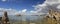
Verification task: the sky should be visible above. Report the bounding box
[0,0,45,15]
[0,0,60,15]
[0,0,45,11]
[33,0,60,15]
[1,0,60,21]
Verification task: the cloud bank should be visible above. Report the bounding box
[32,0,60,15]
[0,8,28,15]
[2,0,7,2]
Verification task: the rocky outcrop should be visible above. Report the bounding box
[2,11,10,24]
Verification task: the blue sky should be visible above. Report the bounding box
[0,0,45,11]
[0,0,59,15]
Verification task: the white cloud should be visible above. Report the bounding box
[0,8,28,15]
[2,0,7,2]
[57,5,60,9]
[30,11,37,13]
[30,11,35,13]
[45,0,60,5]
[22,9,27,13]
[32,0,60,15]
[0,8,18,15]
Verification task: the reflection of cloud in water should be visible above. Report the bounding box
[8,15,44,21]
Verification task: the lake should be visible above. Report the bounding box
[0,15,45,24]
[8,15,44,21]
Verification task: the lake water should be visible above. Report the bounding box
[0,15,44,24]
[7,15,44,21]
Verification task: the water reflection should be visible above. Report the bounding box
[1,15,44,24]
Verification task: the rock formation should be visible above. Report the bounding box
[2,11,10,24]
[46,9,60,24]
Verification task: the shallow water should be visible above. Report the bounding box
[0,15,44,24]
[8,15,44,21]
[6,15,58,24]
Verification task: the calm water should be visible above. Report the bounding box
[8,15,44,21]
[0,15,44,22]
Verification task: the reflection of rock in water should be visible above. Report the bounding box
[16,14,21,16]
[0,17,2,24]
